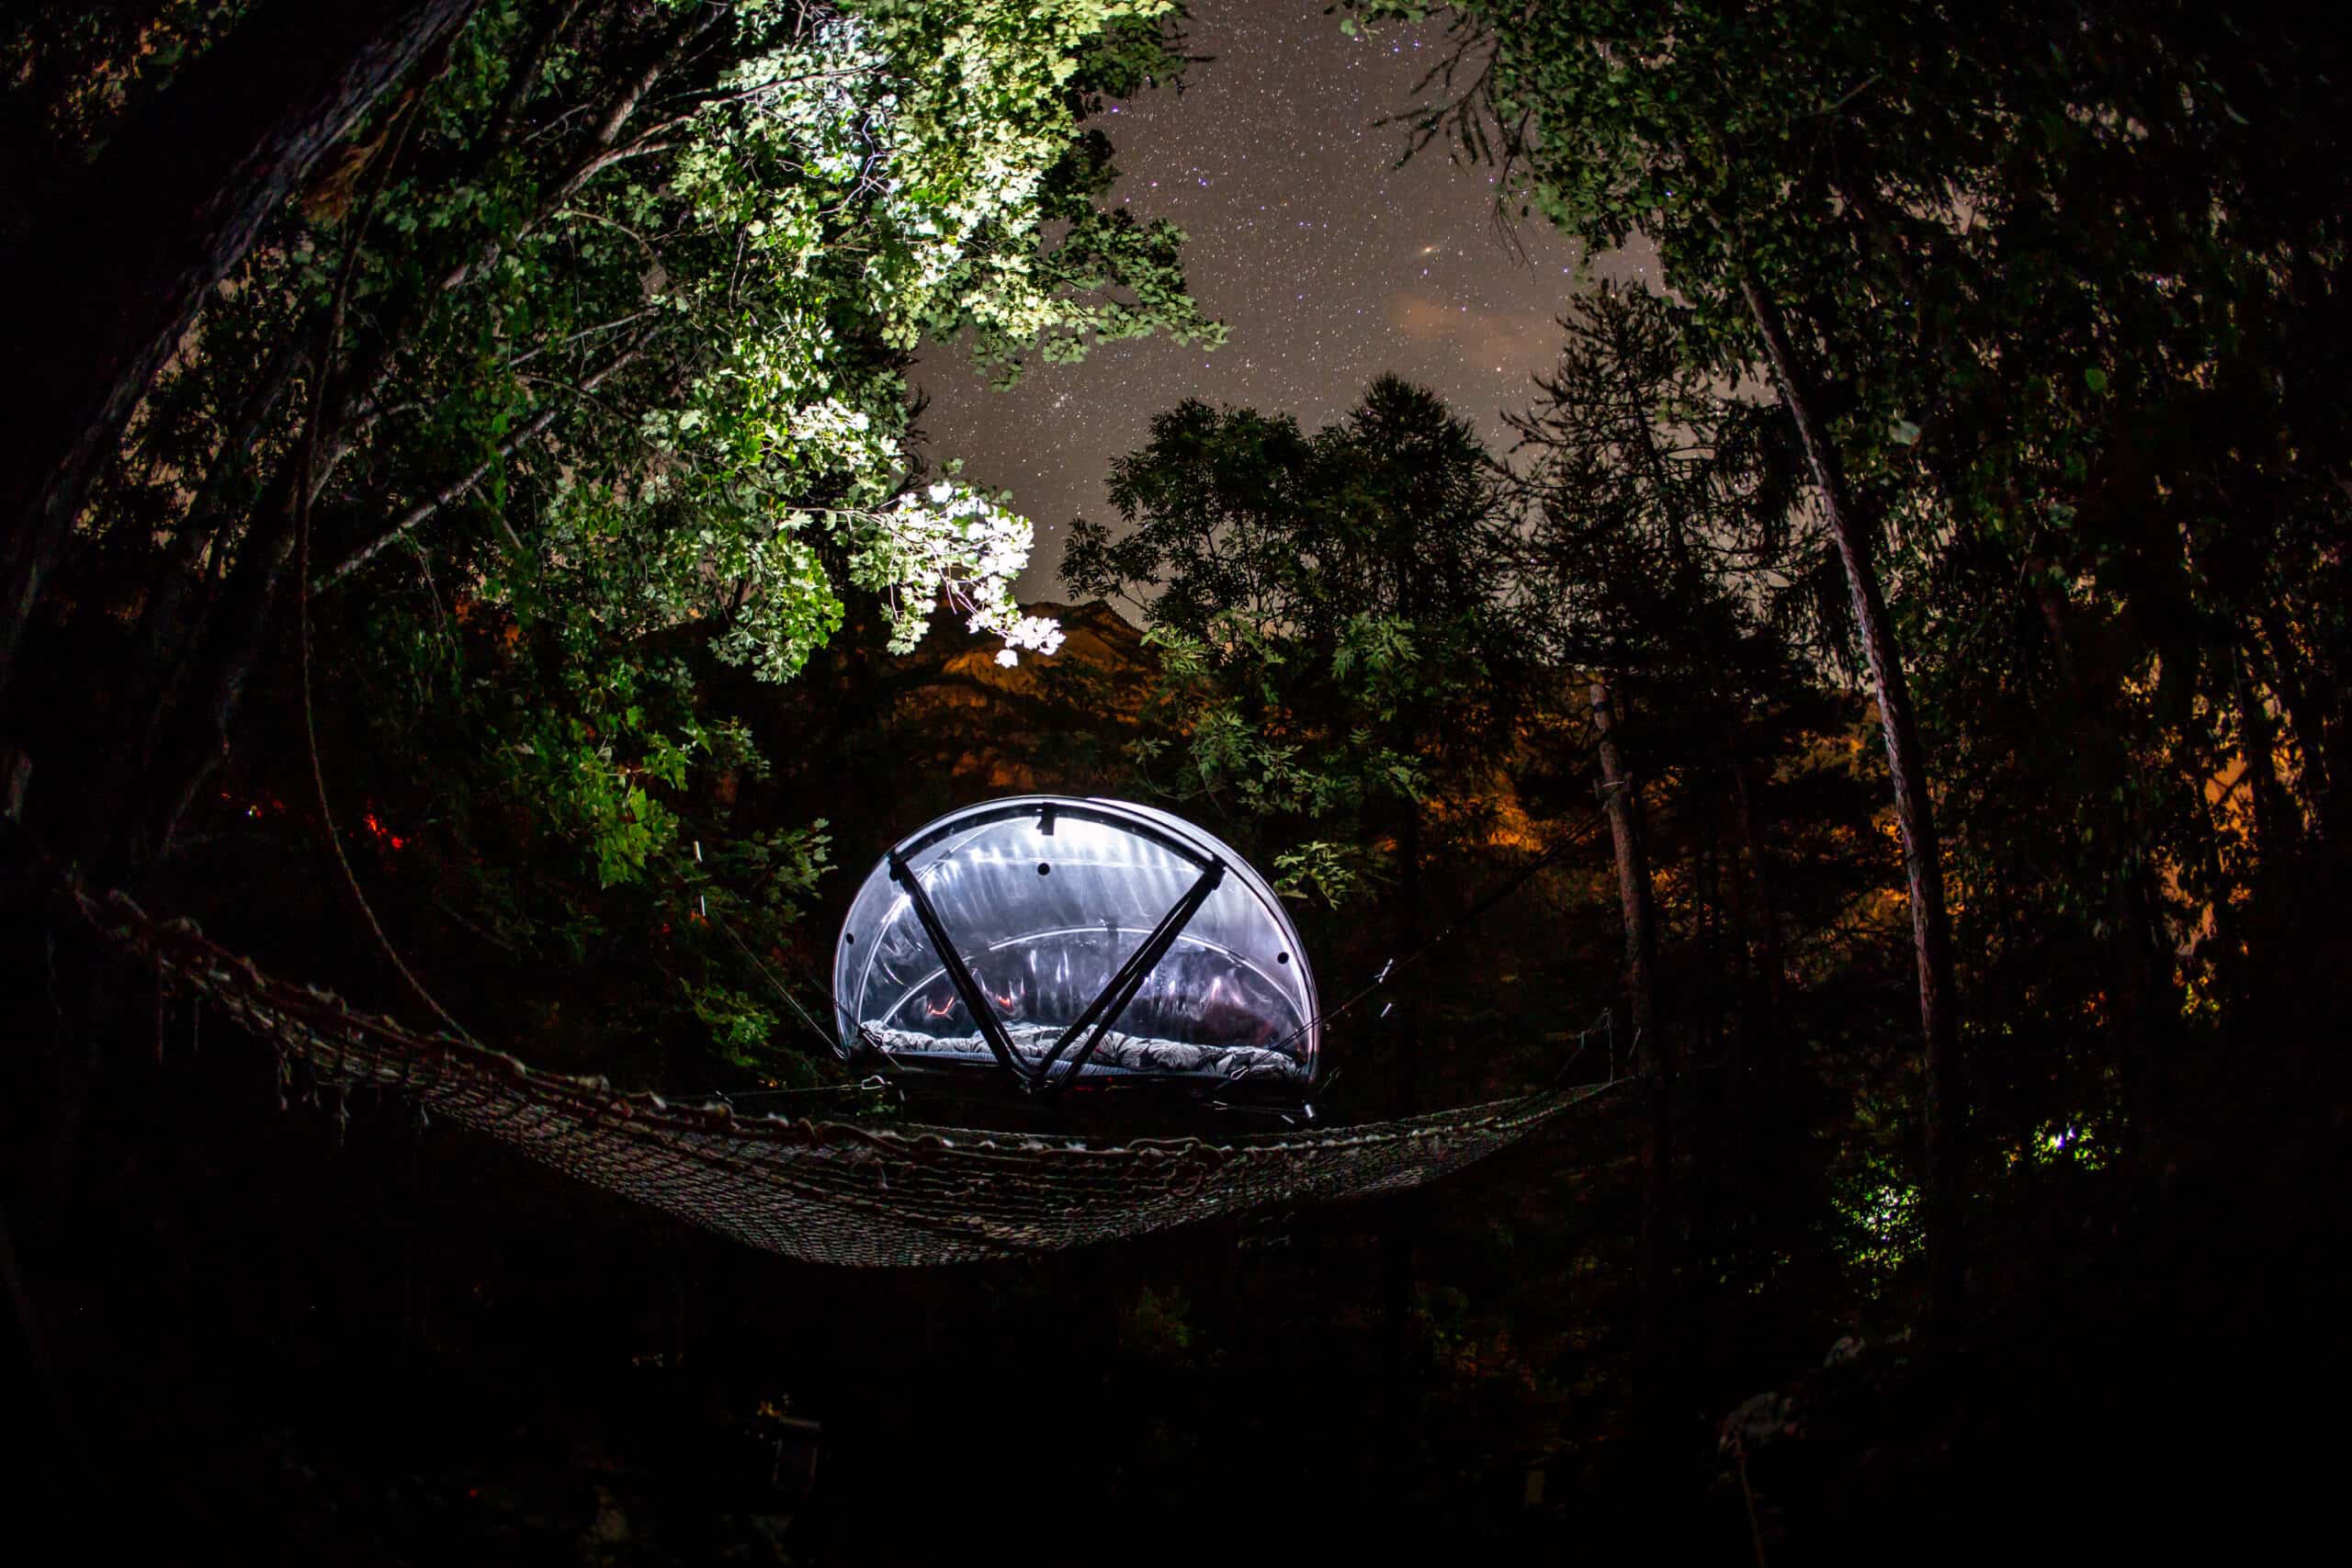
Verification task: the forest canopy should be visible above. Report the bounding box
[2,0,1225,1059]
[3,6,2349,1551]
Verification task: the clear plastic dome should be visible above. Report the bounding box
[834,795,1318,1093]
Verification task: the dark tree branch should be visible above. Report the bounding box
[0,0,483,707]
[317,328,654,590]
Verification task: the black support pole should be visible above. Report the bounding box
[1033,860,1226,1095]
[888,850,1025,1084]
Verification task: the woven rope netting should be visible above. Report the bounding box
[74,886,1619,1268]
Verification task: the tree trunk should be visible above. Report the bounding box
[1740,276,1964,1330]
[2256,608,2335,843]
[1725,730,1787,1073]
[2233,649,2292,862]
[2030,554,2178,1175]
[1592,679,1668,1393]
[1380,794,1424,1377]
[0,0,481,706]
[1696,833,1721,1064]
[1379,524,1426,1381]
[1616,347,1772,1091]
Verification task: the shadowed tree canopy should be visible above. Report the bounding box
[0,0,1223,1065]
[1065,374,1521,904]
[5,7,2352,1557]
[1343,0,2352,1330]
[0,0,485,698]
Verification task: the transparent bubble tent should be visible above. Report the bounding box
[834,796,1319,1097]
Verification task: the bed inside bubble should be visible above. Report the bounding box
[859,1022,1309,1086]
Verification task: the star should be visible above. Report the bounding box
[911,0,1587,599]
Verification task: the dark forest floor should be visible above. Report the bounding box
[6,984,2344,1566]
[7,818,2349,1565]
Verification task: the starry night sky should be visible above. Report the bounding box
[910,0,1649,601]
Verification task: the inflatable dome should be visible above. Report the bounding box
[833,796,1318,1095]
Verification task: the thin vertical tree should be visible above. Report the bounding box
[1738,278,1963,1325]
[1510,286,1803,1095]
[1370,0,1989,1326]
[1589,678,1666,1370]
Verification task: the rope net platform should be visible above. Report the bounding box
[74,886,1620,1269]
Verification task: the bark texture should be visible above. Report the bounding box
[1741,275,1965,1327]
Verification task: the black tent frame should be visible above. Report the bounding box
[882,800,1230,1098]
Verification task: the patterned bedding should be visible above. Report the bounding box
[863,1022,1304,1082]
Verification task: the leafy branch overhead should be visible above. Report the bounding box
[24,0,1220,1060]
